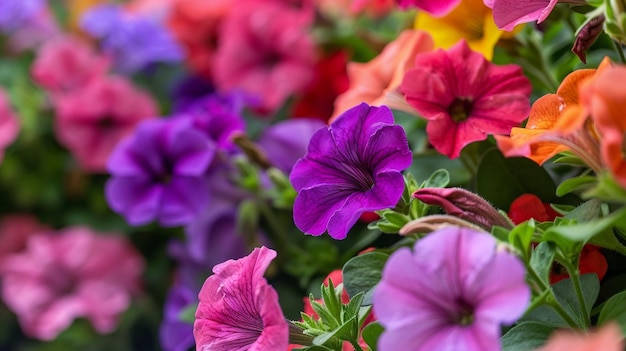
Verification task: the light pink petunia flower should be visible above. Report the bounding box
[483,0,559,31]
[0,226,145,340]
[31,36,111,95]
[397,0,461,17]
[53,76,157,173]
[0,88,20,163]
[400,40,531,159]
[374,226,530,351]
[212,2,316,114]
[193,246,289,350]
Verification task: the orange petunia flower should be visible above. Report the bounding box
[330,29,434,121]
[536,322,624,351]
[495,58,612,170]
[579,64,626,187]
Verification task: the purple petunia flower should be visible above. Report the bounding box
[374,226,530,351]
[258,118,325,174]
[290,103,412,240]
[81,4,183,73]
[193,246,288,350]
[159,281,197,351]
[105,118,215,227]
[0,0,43,33]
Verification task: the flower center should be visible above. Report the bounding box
[452,298,475,326]
[448,97,473,122]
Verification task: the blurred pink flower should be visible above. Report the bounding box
[0,214,47,262]
[483,0,559,31]
[536,322,625,351]
[0,89,20,163]
[0,226,144,340]
[194,246,288,350]
[212,2,316,113]
[397,0,461,17]
[351,0,396,16]
[31,36,110,95]
[54,76,157,173]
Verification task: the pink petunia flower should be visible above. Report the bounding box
[483,0,559,31]
[212,2,316,114]
[0,88,20,163]
[397,0,461,17]
[374,226,530,350]
[31,36,111,95]
[0,214,47,263]
[0,226,145,340]
[400,40,531,159]
[194,246,289,350]
[53,76,157,173]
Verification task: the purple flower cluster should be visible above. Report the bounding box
[290,103,412,239]
[0,0,43,33]
[81,4,183,73]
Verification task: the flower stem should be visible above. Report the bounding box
[563,260,591,328]
[349,340,365,351]
[612,39,626,63]
[527,265,581,329]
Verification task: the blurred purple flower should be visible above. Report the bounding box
[0,0,43,33]
[159,281,196,351]
[374,226,530,351]
[105,118,215,227]
[193,246,288,350]
[81,4,183,73]
[258,118,325,174]
[290,103,412,240]
[171,75,215,114]
[179,92,251,151]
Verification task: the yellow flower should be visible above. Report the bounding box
[414,0,516,60]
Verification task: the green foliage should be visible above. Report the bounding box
[342,252,389,306]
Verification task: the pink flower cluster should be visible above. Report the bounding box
[31,36,157,173]
[0,222,144,341]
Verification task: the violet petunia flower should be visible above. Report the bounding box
[483,0,559,31]
[290,103,412,240]
[0,0,43,33]
[257,118,325,174]
[397,0,461,17]
[0,226,144,341]
[81,4,183,73]
[105,118,215,227]
[159,280,197,351]
[374,226,530,351]
[193,246,288,350]
[400,40,531,159]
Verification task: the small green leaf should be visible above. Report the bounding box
[381,211,411,227]
[421,168,450,189]
[555,176,596,196]
[343,252,389,305]
[501,321,554,351]
[509,221,536,262]
[530,242,556,287]
[598,290,626,334]
[361,322,384,351]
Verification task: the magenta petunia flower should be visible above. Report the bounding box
[483,0,559,31]
[193,246,288,350]
[0,226,144,341]
[53,76,157,172]
[400,40,531,159]
[397,0,461,17]
[373,226,530,351]
[105,118,215,227]
[290,103,412,240]
[212,2,316,113]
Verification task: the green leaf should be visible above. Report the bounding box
[381,211,411,227]
[556,176,597,196]
[509,221,537,263]
[420,168,450,189]
[342,252,389,305]
[553,274,600,327]
[361,322,384,351]
[598,290,626,334]
[313,315,358,346]
[476,149,557,211]
[530,242,556,287]
[501,321,554,351]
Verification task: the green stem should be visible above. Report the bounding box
[349,340,365,351]
[612,40,626,63]
[527,266,581,329]
[563,260,591,328]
